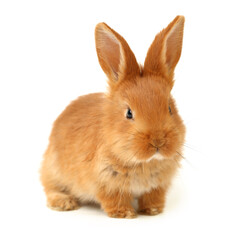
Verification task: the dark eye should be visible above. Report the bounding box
[169,106,172,115]
[126,108,133,119]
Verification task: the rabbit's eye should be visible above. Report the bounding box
[169,106,172,115]
[126,108,133,119]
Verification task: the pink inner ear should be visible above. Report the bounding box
[165,23,183,71]
[100,32,121,79]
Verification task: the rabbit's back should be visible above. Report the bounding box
[50,92,105,159]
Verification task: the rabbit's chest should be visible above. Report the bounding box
[129,168,161,197]
[101,163,162,197]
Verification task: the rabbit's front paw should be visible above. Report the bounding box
[138,187,166,216]
[139,207,163,216]
[108,209,137,219]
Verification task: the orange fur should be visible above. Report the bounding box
[40,16,186,218]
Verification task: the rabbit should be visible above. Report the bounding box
[40,15,186,218]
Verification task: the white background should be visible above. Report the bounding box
[0,0,240,239]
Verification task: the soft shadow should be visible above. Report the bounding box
[165,176,186,213]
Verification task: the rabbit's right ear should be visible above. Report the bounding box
[95,23,140,87]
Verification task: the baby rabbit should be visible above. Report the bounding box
[40,16,186,218]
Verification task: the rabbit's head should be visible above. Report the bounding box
[95,16,186,165]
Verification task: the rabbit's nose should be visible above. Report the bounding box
[151,139,166,149]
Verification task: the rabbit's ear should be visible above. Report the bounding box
[144,16,185,83]
[95,23,140,86]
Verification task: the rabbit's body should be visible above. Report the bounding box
[42,92,181,201]
[41,16,186,218]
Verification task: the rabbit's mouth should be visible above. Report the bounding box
[145,152,165,162]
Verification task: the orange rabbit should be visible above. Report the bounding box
[40,16,186,218]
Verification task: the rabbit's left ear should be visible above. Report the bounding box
[144,16,185,83]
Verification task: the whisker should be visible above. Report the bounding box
[183,143,200,152]
[176,151,185,159]
[176,151,194,168]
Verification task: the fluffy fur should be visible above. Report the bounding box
[40,16,186,218]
